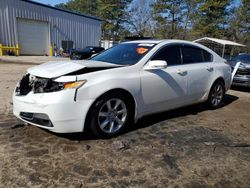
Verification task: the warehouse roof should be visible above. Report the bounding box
[193,37,246,47]
[21,0,102,21]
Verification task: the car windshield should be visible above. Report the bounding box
[231,54,250,63]
[90,43,155,65]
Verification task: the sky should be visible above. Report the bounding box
[33,0,69,6]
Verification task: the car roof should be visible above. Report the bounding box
[123,39,220,58]
[124,39,201,45]
[124,39,164,44]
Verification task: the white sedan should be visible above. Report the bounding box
[13,40,232,137]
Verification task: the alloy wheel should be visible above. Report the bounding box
[211,83,224,106]
[98,98,127,134]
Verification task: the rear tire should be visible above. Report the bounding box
[207,81,225,109]
[87,92,134,138]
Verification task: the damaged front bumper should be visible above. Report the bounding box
[13,88,94,133]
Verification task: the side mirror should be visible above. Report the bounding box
[144,60,168,70]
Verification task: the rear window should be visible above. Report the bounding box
[182,46,213,64]
[203,50,213,62]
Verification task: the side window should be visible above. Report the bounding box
[182,46,213,64]
[203,50,213,62]
[151,46,181,66]
[182,46,203,63]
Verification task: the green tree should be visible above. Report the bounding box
[151,0,199,39]
[229,0,250,43]
[55,0,132,40]
[192,0,231,38]
[55,0,98,16]
[181,0,200,40]
[152,0,186,39]
[125,0,155,37]
[97,0,132,40]
[55,0,249,45]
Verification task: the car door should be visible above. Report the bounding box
[140,45,189,114]
[180,45,214,102]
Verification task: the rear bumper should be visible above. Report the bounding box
[232,76,250,87]
[13,90,94,133]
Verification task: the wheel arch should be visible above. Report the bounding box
[207,76,226,98]
[84,88,137,132]
[206,76,226,109]
[212,77,226,89]
[202,77,226,102]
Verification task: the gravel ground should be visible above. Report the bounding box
[0,63,250,188]
[0,56,69,65]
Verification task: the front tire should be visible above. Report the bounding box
[207,81,225,109]
[88,92,133,138]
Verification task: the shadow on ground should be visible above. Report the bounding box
[54,93,238,141]
[231,86,250,92]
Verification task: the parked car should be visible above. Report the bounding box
[229,53,250,87]
[13,40,232,137]
[70,46,105,60]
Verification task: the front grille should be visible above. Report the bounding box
[233,79,247,84]
[236,68,250,76]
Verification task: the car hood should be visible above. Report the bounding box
[27,60,123,78]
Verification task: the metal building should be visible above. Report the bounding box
[0,0,102,55]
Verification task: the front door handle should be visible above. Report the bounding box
[206,66,214,71]
[177,69,187,75]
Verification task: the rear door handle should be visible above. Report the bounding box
[206,66,214,71]
[177,69,187,75]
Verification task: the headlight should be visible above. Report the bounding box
[33,79,87,93]
[16,74,87,95]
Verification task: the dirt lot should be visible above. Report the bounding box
[0,56,69,65]
[0,62,250,188]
